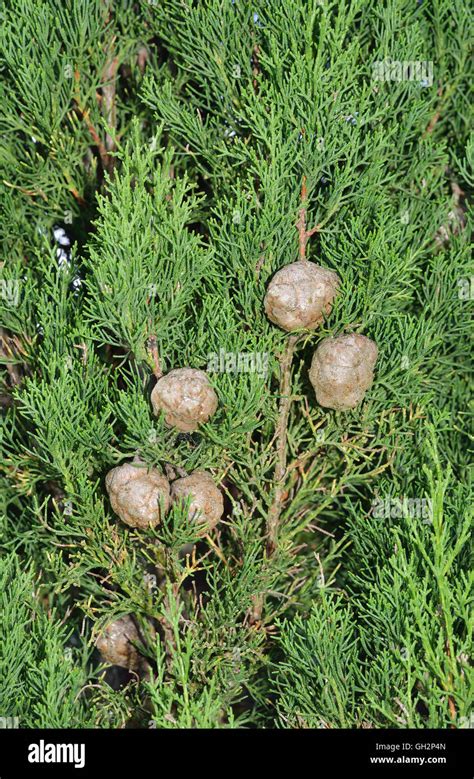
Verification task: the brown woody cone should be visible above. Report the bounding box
[264,261,340,332]
[105,461,170,528]
[171,470,224,534]
[309,333,378,410]
[151,368,218,432]
[95,615,141,671]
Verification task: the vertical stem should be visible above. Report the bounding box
[266,335,299,555]
[297,174,322,260]
[102,49,119,155]
[251,174,315,622]
[250,335,298,625]
[147,332,162,379]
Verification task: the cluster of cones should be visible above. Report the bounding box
[96,257,378,669]
[264,259,378,410]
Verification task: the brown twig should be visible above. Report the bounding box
[137,46,149,75]
[266,335,299,556]
[147,333,162,379]
[250,334,299,625]
[99,1,118,159]
[0,328,26,388]
[69,186,87,206]
[73,70,114,177]
[3,181,48,201]
[251,44,261,92]
[297,175,321,260]
[73,342,88,366]
[101,48,119,155]
[74,98,113,175]
[423,84,455,139]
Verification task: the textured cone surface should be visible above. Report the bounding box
[171,470,224,533]
[264,261,340,332]
[105,461,170,528]
[96,616,141,670]
[151,368,218,432]
[309,333,378,410]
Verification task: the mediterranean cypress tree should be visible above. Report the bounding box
[0,0,472,730]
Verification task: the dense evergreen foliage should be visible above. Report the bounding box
[1,0,472,728]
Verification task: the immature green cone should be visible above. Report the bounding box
[105,461,170,528]
[95,615,141,671]
[171,470,224,534]
[151,368,218,432]
[309,333,378,410]
[264,261,340,332]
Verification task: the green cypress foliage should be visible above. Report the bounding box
[0,0,472,728]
